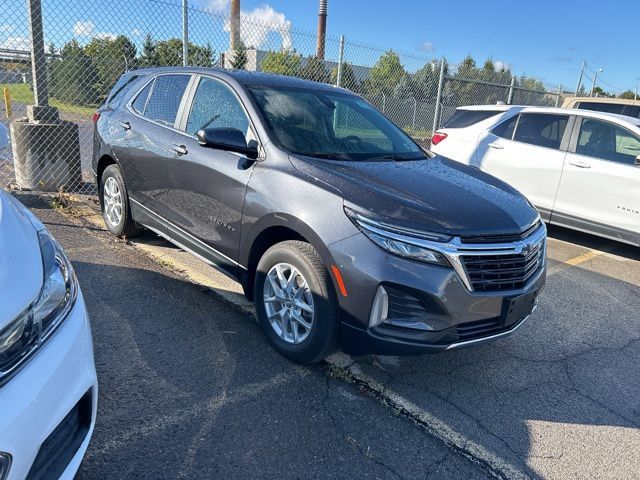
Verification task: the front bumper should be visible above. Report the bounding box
[326,232,546,356]
[0,290,97,480]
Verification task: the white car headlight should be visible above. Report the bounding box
[345,207,451,267]
[0,228,77,382]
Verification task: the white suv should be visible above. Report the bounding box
[431,106,640,246]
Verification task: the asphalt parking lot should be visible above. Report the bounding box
[16,192,640,480]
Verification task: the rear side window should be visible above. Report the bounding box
[131,81,153,115]
[576,102,625,115]
[106,74,140,106]
[492,116,518,139]
[443,109,502,128]
[143,74,191,127]
[513,113,568,150]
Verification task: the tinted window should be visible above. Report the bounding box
[513,113,568,149]
[131,81,152,115]
[143,74,191,127]
[576,102,625,115]
[106,74,139,105]
[492,115,517,139]
[444,109,502,128]
[186,77,250,135]
[576,119,640,165]
[248,86,422,161]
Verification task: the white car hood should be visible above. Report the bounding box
[0,191,43,329]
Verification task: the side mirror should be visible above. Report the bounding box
[197,127,258,159]
[0,124,9,150]
[636,155,640,166]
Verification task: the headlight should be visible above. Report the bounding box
[345,207,451,267]
[0,228,77,382]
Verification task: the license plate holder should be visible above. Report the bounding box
[503,290,538,326]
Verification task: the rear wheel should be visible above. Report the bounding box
[254,240,339,364]
[99,164,141,238]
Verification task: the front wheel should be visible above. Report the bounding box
[254,240,339,364]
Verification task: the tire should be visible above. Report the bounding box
[254,240,339,364]
[99,164,141,238]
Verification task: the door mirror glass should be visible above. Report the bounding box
[635,155,640,166]
[197,127,258,159]
[0,123,9,150]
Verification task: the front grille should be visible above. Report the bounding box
[461,240,544,292]
[26,389,93,480]
[455,317,504,341]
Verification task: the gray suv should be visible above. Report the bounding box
[93,67,546,363]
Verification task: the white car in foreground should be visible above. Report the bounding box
[431,105,640,246]
[0,183,97,478]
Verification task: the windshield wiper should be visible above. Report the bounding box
[369,154,425,161]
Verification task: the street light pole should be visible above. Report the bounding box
[575,60,586,96]
[590,68,603,97]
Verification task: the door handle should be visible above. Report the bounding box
[119,121,131,131]
[488,143,504,150]
[171,143,188,156]
[568,160,591,169]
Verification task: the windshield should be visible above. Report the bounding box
[247,85,425,161]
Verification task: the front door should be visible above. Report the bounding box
[476,112,571,219]
[163,75,257,273]
[553,117,640,243]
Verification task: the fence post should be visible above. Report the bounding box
[507,75,515,105]
[555,84,562,107]
[182,0,189,66]
[336,35,345,87]
[412,98,417,130]
[432,58,445,134]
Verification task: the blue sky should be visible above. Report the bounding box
[1,0,638,94]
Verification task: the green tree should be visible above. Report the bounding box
[84,35,137,99]
[50,39,100,105]
[154,39,215,67]
[618,90,637,100]
[260,50,301,76]
[230,40,247,70]
[364,50,406,97]
[411,61,442,101]
[141,34,157,66]
[330,62,359,92]
[298,56,329,83]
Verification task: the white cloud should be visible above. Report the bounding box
[0,24,14,34]
[0,36,30,51]
[224,4,292,51]
[206,0,230,11]
[72,20,95,36]
[419,42,435,53]
[95,31,117,40]
[494,60,510,72]
[131,28,142,37]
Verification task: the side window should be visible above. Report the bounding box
[576,119,640,165]
[185,77,250,136]
[491,115,518,139]
[143,74,191,127]
[513,113,568,149]
[443,110,501,129]
[131,80,153,115]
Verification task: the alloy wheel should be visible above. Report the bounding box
[103,176,123,228]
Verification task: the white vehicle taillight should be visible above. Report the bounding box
[431,132,448,145]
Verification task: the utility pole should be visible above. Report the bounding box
[635,85,638,101]
[182,0,188,66]
[230,0,240,50]
[590,68,603,97]
[575,60,586,96]
[316,0,327,59]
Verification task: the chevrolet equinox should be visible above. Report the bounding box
[93,67,546,363]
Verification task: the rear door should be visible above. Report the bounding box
[117,74,193,223]
[475,112,571,219]
[552,117,640,243]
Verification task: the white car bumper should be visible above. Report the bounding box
[0,290,97,480]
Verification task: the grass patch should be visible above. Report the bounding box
[1,83,97,118]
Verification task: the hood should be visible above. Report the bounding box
[289,155,539,237]
[0,190,43,329]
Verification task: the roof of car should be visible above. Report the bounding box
[129,66,346,93]
[457,104,640,126]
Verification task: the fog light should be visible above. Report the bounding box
[369,286,389,328]
[0,453,11,480]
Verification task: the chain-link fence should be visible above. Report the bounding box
[0,0,564,194]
